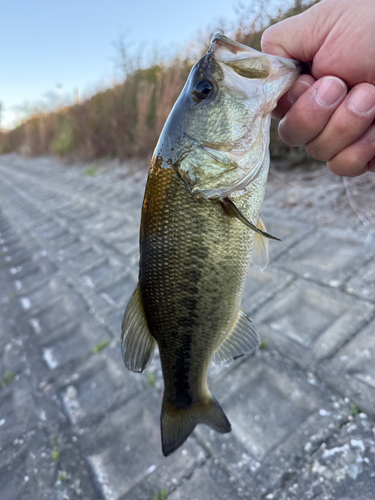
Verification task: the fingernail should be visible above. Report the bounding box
[315,77,346,107]
[348,85,375,114]
[288,79,311,104]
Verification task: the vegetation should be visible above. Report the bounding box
[146,372,157,388]
[51,447,60,461]
[0,370,16,389]
[259,340,268,349]
[0,1,320,164]
[152,488,168,500]
[92,338,112,353]
[350,403,361,418]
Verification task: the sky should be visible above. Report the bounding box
[0,0,286,129]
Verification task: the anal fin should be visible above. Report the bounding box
[121,285,156,373]
[212,309,260,365]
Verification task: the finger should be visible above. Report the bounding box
[278,76,347,146]
[306,83,375,161]
[328,123,375,177]
[261,2,342,61]
[272,74,315,120]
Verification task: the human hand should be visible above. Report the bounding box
[261,0,375,176]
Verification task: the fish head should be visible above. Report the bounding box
[155,32,301,199]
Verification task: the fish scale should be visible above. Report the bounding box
[121,32,300,456]
[140,163,253,404]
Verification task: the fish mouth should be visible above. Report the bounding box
[208,31,259,56]
[209,30,301,84]
[209,30,301,67]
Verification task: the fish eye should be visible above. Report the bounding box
[192,79,213,101]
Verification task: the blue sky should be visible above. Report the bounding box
[0,0,285,129]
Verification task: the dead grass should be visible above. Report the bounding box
[0,1,320,164]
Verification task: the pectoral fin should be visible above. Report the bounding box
[253,217,270,271]
[224,198,281,241]
[212,309,260,365]
[121,285,156,373]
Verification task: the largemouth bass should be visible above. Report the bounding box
[121,33,300,456]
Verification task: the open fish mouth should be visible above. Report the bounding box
[209,31,302,79]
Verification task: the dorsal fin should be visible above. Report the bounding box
[121,285,157,373]
[212,309,260,365]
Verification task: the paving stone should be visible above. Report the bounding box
[58,343,146,426]
[62,246,103,271]
[21,293,87,337]
[346,257,375,302]
[34,223,68,241]
[1,156,375,499]
[111,235,139,257]
[62,203,98,221]
[278,228,373,287]
[81,391,205,500]
[56,200,89,220]
[121,444,205,500]
[195,351,351,498]
[0,337,27,377]
[17,276,69,311]
[47,229,78,250]
[319,318,375,417]
[94,213,130,234]
[92,272,138,311]
[84,212,117,231]
[8,258,57,294]
[30,219,57,237]
[0,427,101,500]
[0,428,61,500]
[105,307,125,336]
[3,247,40,268]
[253,280,374,370]
[105,217,140,242]
[37,318,111,372]
[270,414,375,500]
[0,273,28,378]
[55,236,87,261]
[0,374,39,451]
[162,461,240,500]
[262,214,314,260]
[79,256,122,288]
[241,264,294,315]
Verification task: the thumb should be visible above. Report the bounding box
[261,1,343,62]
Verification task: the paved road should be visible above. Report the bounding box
[0,153,375,500]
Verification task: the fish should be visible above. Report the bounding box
[121,32,300,457]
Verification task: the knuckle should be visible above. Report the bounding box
[328,148,369,177]
[327,158,345,176]
[261,25,278,51]
[305,142,327,161]
[368,157,375,173]
[279,108,317,146]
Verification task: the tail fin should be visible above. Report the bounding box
[161,395,231,456]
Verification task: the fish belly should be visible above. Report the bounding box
[139,163,254,404]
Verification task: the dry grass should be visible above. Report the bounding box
[0,1,320,164]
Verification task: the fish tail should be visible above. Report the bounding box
[161,394,231,456]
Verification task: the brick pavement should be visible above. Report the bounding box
[0,153,374,500]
